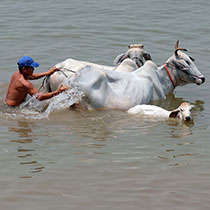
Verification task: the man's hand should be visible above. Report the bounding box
[58,84,69,93]
[47,66,60,75]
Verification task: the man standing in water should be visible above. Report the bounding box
[6,56,68,107]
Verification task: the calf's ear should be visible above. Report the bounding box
[169,110,180,118]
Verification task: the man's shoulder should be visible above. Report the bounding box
[14,74,33,89]
[20,78,33,89]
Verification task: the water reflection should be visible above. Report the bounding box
[10,139,32,143]
[4,94,206,179]
[8,121,33,138]
[61,96,205,142]
[8,120,45,178]
[166,120,194,138]
[53,109,118,142]
[192,99,205,112]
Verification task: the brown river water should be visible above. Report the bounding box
[0,0,210,209]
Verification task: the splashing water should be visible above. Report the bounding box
[1,80,85,120]
[41,84,85,118]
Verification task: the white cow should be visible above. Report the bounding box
[127,102,193,121]
[45,44,151,92]
[69,41,205,110]
[113,44,151,67]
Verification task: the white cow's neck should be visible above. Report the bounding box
[162,64,176,88]
[156,63,177,95]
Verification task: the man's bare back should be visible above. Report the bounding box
[6,56,68,107]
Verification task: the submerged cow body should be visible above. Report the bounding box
[45,44,151,92]
[70,41,205,110]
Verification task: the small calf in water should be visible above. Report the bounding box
[127,102,193,121]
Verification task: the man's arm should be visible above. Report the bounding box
[27,83,68,101]
[28,66,59,80]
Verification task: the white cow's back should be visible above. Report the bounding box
[56,58,113,73]
[72,63,160,110]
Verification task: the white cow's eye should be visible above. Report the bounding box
[186,61,190,65]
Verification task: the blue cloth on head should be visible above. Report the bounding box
[17,56,40,68]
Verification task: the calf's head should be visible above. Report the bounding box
[169,102,193,121]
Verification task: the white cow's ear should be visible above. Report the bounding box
[143,52,152,61]
[189,56,195,62]
[113,53,127,65]
[169,110,180,118]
